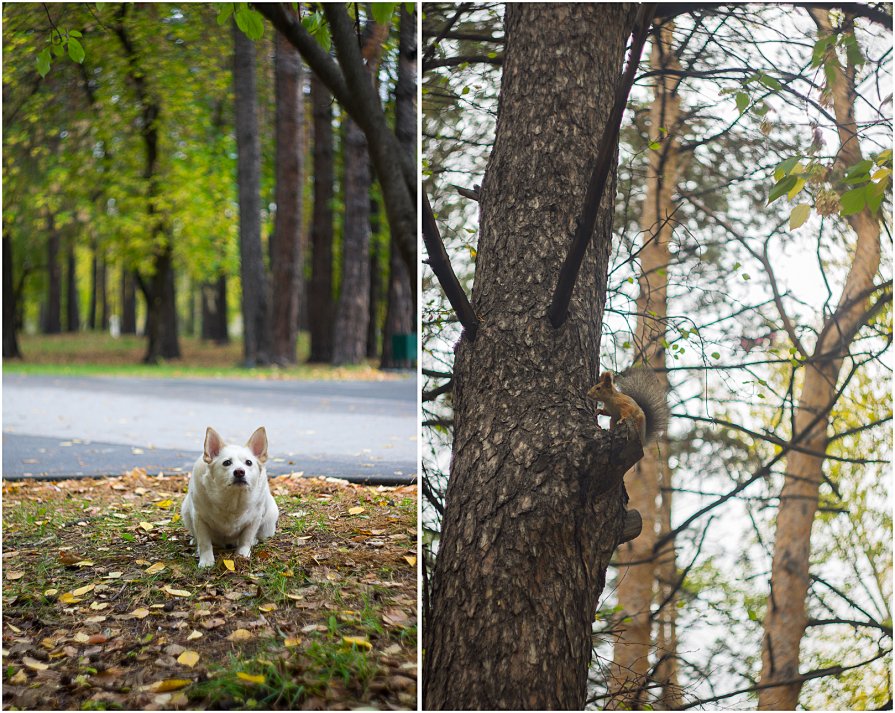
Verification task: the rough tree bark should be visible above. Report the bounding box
[234,22,271,367]
[367,209,381,360]
[381,3,416,370]
[3,234,22,358]
[201,276,229,344]
[758,11,884,710]
[609,21,683,711]
[271,24,304,365]
[423,5,638,709]
[308,74,335,363]
[121,270,136,335]
[331,115,371,365]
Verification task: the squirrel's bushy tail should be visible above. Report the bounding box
[616,367,669,444]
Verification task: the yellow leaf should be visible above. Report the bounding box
[43,589,58,597]
[162,586,192,598]
[59,592,82,604]
[90,601,109,611]
[227,628,254,642]
[223,559,235,572]
[22,656,48,671]
[236,672,265,685]
[74,560,94,567]
[403,556,417,567]
[155,499,174,508]
[151,679,192,692]
[145,562,166,575]
[284,637,301,648]
[787,177,806,200]
[789,203,811,230]
[186,630,203,641]
[177,651,200,668]
[342,636,372,650]
[258,603,277,612]
[139,522,153,532]
[71,583,95,597]
[286,592,303,601]
[6,570,24,580]
[282,568,293,577]
[872,167,891,181]
[73,632,90,643]
[348,506,365,515]
[130,607,151,619]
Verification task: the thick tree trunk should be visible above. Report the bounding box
[381,3,416,370]
[308,74,335,363]
[65,238,79,333]
[121,269,136,335]
[423,5,636,709]
[271,26,304,365]
[331,116,371,365]
[3,234,22,358]
[140,243,180,363]
[44,215,62,335]
[758,12,883,710]
[609,23,682,710]
[234,23,271,367]
[367,204,381,359]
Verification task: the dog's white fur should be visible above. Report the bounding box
[181,426,279,568]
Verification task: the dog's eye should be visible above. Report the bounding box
[246,459,253,466]
[223,459,232,466]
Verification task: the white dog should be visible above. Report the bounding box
[181,426,279,568]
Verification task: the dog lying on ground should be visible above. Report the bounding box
[181,426,279,568]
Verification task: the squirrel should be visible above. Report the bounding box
[587,369,669,445]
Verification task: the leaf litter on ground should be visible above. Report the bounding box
[2,468,417,710]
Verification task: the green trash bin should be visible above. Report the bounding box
[391,332,418,367]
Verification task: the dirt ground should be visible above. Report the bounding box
[2,469,418,710]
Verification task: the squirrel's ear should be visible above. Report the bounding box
[598,371,613,385]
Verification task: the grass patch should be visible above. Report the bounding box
[2,470,418,710]
[5,333,401,381]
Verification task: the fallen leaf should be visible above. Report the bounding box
[223,559,235,572]
[403,555,417,567]
[43,589,58,597]
[9,669,28,684]
[342,636,372,650]
[348,506,365,515]
[104,572,123,579]
[23,656,49,671]
[155,499,174,508]
[383,608,411,626]
[186,630,203,641]
[74,560,94,567]
[85,616,107,624]
[236,672,265,685]
[258,603,277,612]
[284,637,301,648]
[88,634,108,645]
[177,651,200,668]
[286,593,304,601]
[73,632,90,643]
[145,562,166,575]
[150,679,192,692]
[58,592,83,605]
[72,583,95,597]
[90,601,109,611]
[227,629,254,642]
[139,522,153,531]
[162,586,192,598]
[6,570,24,580]
[130,607,151,619]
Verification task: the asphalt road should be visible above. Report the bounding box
[2,374,417,484]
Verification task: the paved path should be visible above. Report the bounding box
[2,375,417,484]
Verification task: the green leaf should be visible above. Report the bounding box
[774,156,801,181]
[649,141,661,150]
[51,42,64,57]
[768,175,798,204]
[811,35,834,67]
[235,7,264,39]
[216,5,234,25]
[839,187,866,216]
[758,74,782,91]
[735,91,750,115]
[68,30,82,38]
[823,56,838,88]
[370,2,397,25]
[405,2,415,14]
[711,352,721,360]
[844,159,874,180]
[789,203,810,230]
[787,177,806,200]
[842,33,865,67]
[865,182,885,214]
[36,48,51,78]
[67,37,85,64]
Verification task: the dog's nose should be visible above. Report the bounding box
[234,469,246,479]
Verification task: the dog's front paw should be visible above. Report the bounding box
[198,556,215,568]
[235,547,251,559]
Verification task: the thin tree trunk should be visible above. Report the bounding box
[308,74,335,363]
[98,254,108,331]
[758,12,883,709]
[423,5,636,709]
[121,269,136,335]
[89,241,98,330]
[366,202,381,359]
[271,25,304,365]
[331,115,371,365]
[3,234,22,358]
[44,214,61,334]
[381,3,416,370]
[234,22,271,367]
[609,22,682,710]
[65,238,79,333]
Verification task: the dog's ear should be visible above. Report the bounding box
[203,427,225,463]
[246,427,268,463]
